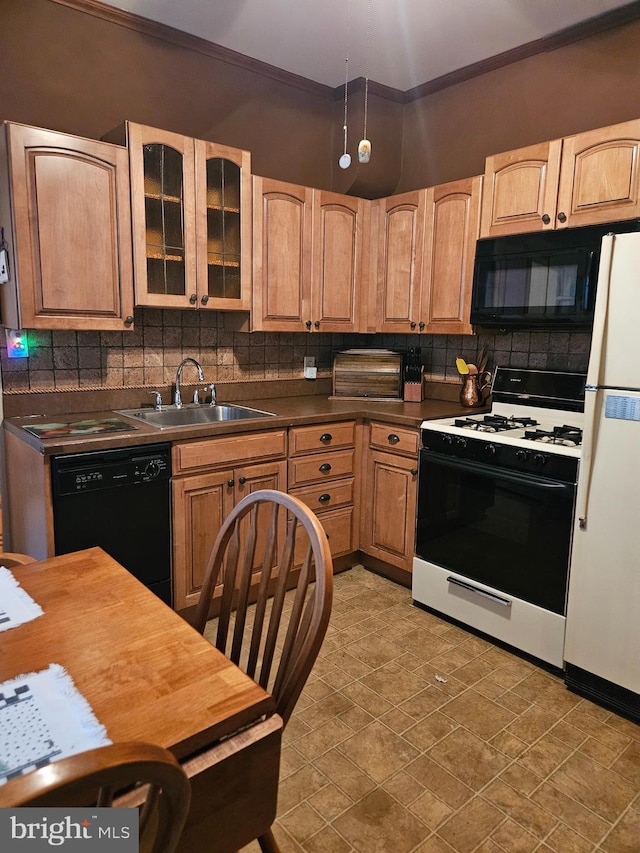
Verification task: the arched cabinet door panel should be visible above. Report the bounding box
[0,122,134,330]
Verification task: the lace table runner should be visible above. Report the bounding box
[0,566,43,632]
[0,664,111,785]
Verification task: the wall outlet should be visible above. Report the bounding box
[303,356,317,380]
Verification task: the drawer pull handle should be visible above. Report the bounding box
[238,477,247,485]
[410,468,418,476]
[318,493,331,503]
[388,433,400,444]
[319,463,332,473]
[446,576,512,607]
[320,433,333,443]
[227,479,234,487]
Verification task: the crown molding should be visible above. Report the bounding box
[52,0,640,105]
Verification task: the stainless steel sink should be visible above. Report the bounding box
[115,404,277,430]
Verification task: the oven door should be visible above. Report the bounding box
[415,450,576,614]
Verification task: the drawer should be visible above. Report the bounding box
[289,478,354,513]
[173,429,287,474]
[294,505,355,563]
[288,449,355,488]
[369,422,418,456]
[289,421,356,456]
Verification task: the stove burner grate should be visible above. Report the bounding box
[523,425,583,446]
[453,414,539,433]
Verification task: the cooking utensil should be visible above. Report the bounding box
[467,363,478,375]
[456,357,469,375]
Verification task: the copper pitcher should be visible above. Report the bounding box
[460,372,491,407]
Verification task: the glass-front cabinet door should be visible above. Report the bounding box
[195,140,251,311]
[125,123,251,311]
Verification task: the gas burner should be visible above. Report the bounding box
[453,414,539,433]
[523,425,583,447]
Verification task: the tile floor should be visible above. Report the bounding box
[234,566,640,853]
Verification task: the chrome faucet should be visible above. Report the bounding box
[174,358,204,408]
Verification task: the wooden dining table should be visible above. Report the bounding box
[0,546,282,852]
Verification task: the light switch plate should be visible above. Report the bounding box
[303,356,316,379]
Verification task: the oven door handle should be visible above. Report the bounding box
[421,451,575,495]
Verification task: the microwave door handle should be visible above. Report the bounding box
[583,250,596,310]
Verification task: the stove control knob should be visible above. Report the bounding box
[484,443,496,457]
[455,437,467,450]
[533,453,547,466]
[515,449,530,462]
[442,434,453,446]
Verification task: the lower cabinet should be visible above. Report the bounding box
[360,422,419,573]
[172,430,287,611]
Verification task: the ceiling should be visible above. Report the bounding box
[97,0,635,91]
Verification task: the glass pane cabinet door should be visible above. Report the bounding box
[206,158,241,300]
[143,143,186,296]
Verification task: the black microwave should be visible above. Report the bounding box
[470,219,640,329]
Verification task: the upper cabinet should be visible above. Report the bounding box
[373,190,426,333]
[252,178,366,332]
[0,122,134,330]
[107,122,251,311]
[422,176,482,335]
[372,179,480,335]
[481,119,640,237]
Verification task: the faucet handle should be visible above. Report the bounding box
[147,390,163,410]
[208,383,217,406]
[192,387,209,405]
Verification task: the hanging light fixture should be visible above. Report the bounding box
[339,0,351,169]
[357,0,372,164]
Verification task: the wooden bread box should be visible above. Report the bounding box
[331,350,403,401]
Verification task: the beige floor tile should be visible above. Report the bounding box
[277,763,330,816]
[403,710,459,751]
[439,688,516,739]
[481,778,558,839]
[295,717,353,760]
[307,782,353,821]
[611,738,640,784]
[333,788,431,853]
[406,755,473,809]
[360,660,430,704]
[409,789,454,829]
[427,728,511,791]
[549,751,638,822]
[278,802,325,845]
[338,720,420,783]
[599,804,640,853]
[531,780,610,844]
[543,823,598,853]
[490,816,538,853]
[303,825,353,853]
[436,795,505,853]
[313,749,378,801]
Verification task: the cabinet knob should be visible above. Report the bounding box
[388,433,400,444]
[189,293,197,304]
[557,211,567,223]
[319,462,332,473]
[411,468,418,476]
[318,493,331,503]
[124,315,134,327]
[418,321,425,331]
[314,320,320,329]
[201,294,209,305]
[305,320,312,330]
[410,321,417,330]
[238,476,247,485]
[541,214,551,225]
[227,479,234,487]
[320,433,333,443]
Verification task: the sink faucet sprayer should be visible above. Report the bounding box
[174,358,204,408]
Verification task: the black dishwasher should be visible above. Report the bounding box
[50,444,172,605]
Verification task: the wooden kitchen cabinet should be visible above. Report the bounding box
[106,122,251,311]
[373,190,427,333]
[421,176,482,335]
[172,429,287,611]
[481,118,640,236]
[252,179,367,332]
[0,122,134,331]
[360,422,419,574]
[288,420,358,562]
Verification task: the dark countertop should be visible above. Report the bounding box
[4,393,489,457]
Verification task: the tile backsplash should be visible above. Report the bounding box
[0,308,592,395]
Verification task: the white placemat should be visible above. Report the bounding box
[0,663,111,785]
[0,565,44,632]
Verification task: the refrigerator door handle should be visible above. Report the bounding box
[577,235,615,530]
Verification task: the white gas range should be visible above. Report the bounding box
[412,368,586,669]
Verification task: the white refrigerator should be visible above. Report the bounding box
[564,230,640,722]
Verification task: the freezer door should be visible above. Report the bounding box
[564,388,640,692]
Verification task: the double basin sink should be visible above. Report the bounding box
[116,403,277,430]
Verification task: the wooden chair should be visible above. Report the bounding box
[192,489,333,852]
[0,741,191,853]
[0,551,37,568]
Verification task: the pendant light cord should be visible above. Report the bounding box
[363,0,371,140]
[343,0,350,156]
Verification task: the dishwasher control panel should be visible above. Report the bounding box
[52,444,171,496]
